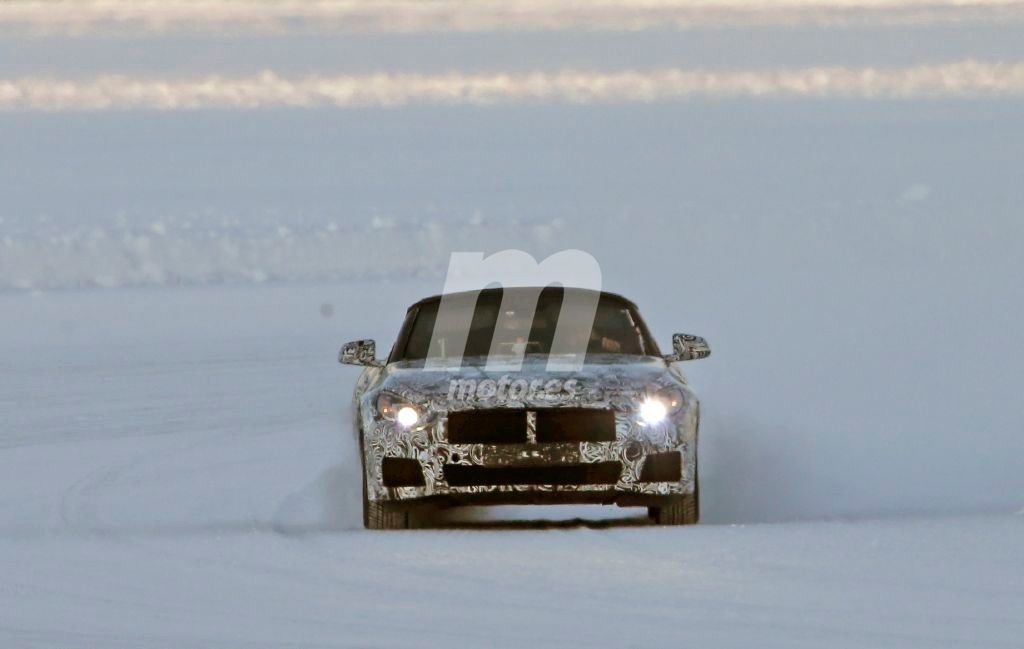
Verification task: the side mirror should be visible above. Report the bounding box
[665,333,711,362]
[339,339,382,367]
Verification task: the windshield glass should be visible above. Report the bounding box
[392,287,659,364]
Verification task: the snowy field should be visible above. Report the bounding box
[2,1,1024,646]
[2,284,1023,647]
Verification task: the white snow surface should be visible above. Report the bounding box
[1,283,1023,648]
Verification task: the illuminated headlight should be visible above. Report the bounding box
[376,391,426,429]
[638,398,668,425]
[638,387,686,426]
[396,406,420,428]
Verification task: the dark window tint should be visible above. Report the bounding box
[393,287,659,364]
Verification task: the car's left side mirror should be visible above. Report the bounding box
[664,333,711,362]
[338,339,383,367]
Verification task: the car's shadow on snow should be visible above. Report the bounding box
[415,518,653,530]
[412,506,654,530]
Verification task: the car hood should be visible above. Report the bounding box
[375,354,688,411]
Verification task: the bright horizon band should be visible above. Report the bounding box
[3,0,1024,34]
[2,61,1024,112]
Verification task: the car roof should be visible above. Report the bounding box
[407,286,638,312]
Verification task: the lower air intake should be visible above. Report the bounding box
[382,457,426,487]
[638,452,682,482]
[443,462,621,487]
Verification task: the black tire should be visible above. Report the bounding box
[360,437,409,530]
[649,470,700,526]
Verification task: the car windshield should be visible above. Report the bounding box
[392,287,659,364]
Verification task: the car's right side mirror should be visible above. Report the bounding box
[664,333,711,362]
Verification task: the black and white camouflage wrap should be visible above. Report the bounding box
[352,355,699,504]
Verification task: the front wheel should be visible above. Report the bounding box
[649,473,700,525]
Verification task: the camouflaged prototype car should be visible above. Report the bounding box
[339,286,710,529]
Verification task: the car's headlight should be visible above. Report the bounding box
[376,391,426,429]
[638,386,686,426]
[638,398,668,425]
[396,405,420,428]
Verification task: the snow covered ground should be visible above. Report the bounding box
[2,281,1022,647]
[2,1,1024,646]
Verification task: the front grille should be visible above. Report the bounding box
[446,408,616,444]
[535,409,616,443]
[444,462,622,487]
[447,409,527,444]
[444,408,623,487]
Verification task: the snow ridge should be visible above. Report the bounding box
[0,214,568,290]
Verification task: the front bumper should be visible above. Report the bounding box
[363,410,698,506]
